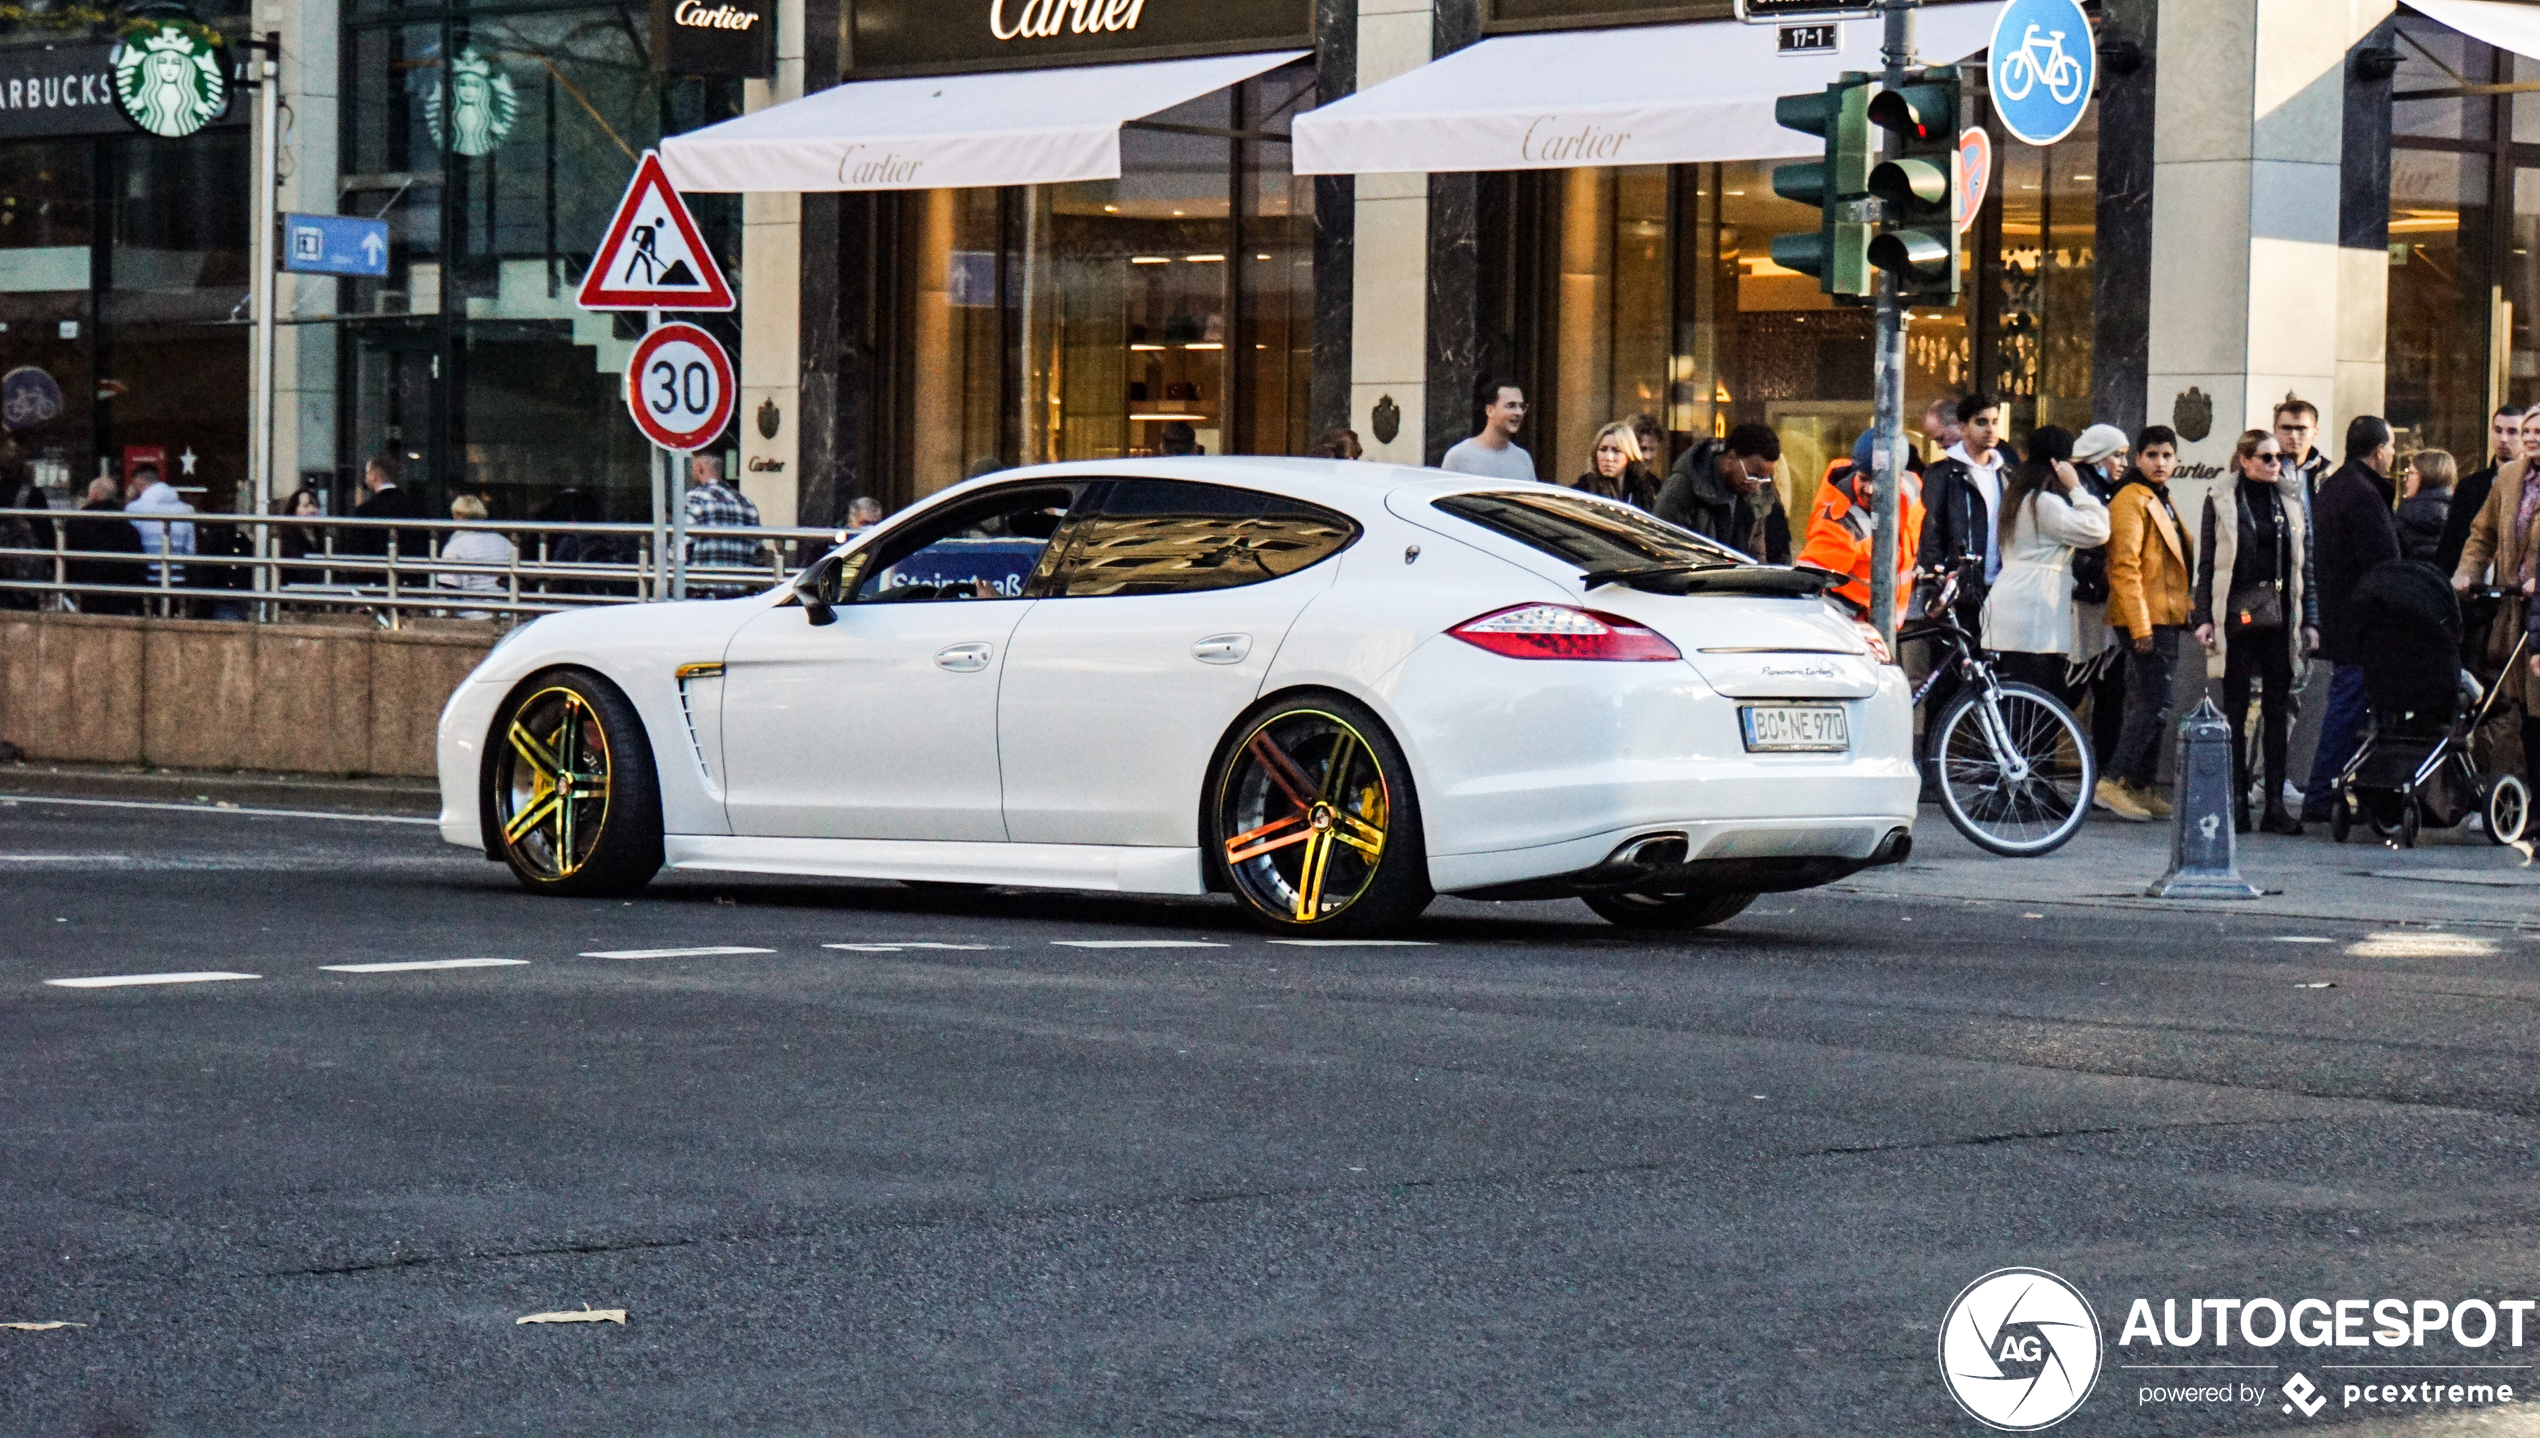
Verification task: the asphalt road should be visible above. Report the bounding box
[6,794,2540,1437]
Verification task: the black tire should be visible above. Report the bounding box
[2399,798,2422,850]
[1208,692,1431,935]
[1929,682,2094,857]
[484,668,663,897]
[2330,797,2352,844]
[1582,889,1757,931]
[2485,774,2530,847]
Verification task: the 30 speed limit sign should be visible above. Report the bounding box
[624,322,735,453]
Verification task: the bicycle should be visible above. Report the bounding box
[1995,22,2089,108]
[1898,559,2096,857]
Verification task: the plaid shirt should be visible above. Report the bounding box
[683,483,763,572]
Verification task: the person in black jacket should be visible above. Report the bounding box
[2299,415,2404,822]
[1656,423,1789,562]
[2435,404,2526,578]
[64,477,146,615]
[346,452,427,563]
[2395,450,2454,567]
[1914,391,2009,620]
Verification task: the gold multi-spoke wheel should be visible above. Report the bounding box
[1212,698,1429,933]
[486,671,662,896]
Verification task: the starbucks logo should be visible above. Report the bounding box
[424,48,518,157]
[111,21,227,140]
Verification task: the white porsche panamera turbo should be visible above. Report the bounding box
[436,458,1918,933]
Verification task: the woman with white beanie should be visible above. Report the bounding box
[2067,423,2134,773]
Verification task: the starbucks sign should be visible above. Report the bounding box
[110,20,227,139]
[424,47,518,157]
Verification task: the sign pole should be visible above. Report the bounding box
[1867,0,1913,656]
[250,33,281,606]
[646,308,666,602]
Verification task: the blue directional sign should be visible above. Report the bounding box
[1988,0,2094,147]
[281,213,391,277]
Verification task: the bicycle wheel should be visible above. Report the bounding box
[1998,53,2035,101]
[1931,681,2095,857]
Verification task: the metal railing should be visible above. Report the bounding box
[0,509,845,628]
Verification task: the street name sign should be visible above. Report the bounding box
[282,213,390,277]
[577,151,736,312]
[1734,0,1878,22]
[625,322,736,452]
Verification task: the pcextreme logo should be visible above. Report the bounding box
[1938,1268,2103,1431]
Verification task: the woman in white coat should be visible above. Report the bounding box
[1981,425,2112,699]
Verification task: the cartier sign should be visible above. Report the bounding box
[655,0,774,77]
[849,0,1311,78]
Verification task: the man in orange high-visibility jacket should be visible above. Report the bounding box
[1797,431,1923,625]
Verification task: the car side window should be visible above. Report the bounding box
[1046,479,1359,598]
[849,484,1083,604]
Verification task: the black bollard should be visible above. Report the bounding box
[2146,697,2262,899]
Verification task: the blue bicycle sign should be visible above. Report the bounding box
[1988,0,2094,146]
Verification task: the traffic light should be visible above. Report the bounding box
[1865,66,1963,305]
[1769,74,1874,301]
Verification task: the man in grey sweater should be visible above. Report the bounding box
[1440,379,1540,481]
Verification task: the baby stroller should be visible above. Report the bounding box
[2329,566,2531,849]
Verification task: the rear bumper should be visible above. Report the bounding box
[1432,814,1914,897]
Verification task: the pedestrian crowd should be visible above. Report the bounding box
[1436,373,2532,840]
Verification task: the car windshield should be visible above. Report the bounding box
[1431,490,1746,572]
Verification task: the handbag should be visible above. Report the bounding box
[2225,493,2287,633]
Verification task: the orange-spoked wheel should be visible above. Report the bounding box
[1211,695,1429,934]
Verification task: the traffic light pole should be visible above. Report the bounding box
[1867,0,1914,656]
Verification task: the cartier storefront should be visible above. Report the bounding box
[666,0,1323,514]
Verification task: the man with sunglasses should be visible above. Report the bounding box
[2300,415,2403,825]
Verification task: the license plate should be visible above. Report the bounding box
[1740,704,1850,753]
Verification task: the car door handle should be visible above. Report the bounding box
[935,643,994,673]
[1192,633,1252,665]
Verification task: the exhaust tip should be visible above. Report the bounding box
[1610,832,1690,870]
[1872,827,1913,866]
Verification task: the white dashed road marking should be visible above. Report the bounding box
[2272,937,2336,944]
[1050,940,1228,949]
[1267,939,1436,947]
[823,943,1006,952]
[321,959,532,974]
[579,946,776,960]
[0,794,437,825]
[45,972,261,989]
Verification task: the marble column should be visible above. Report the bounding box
[2092,0,2156,435]
[1348,0,1437,466]
[1311,0,1358,444]
[793,0,847,529]
[1422,0,1484,468]
[2146,0,2396,510]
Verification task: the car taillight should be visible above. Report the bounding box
[1448,604,1683,661]
[1849,617,1893,665]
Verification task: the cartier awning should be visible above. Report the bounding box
[660,48,1307,192]
[1291,5,1999,176]
[2404,0,2540,63]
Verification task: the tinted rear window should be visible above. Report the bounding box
[1432,490,1745,571]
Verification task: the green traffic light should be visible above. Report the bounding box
[1869,229,1952,279]
[1868,157,1948,212]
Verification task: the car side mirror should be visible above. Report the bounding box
[793,557,840,627]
